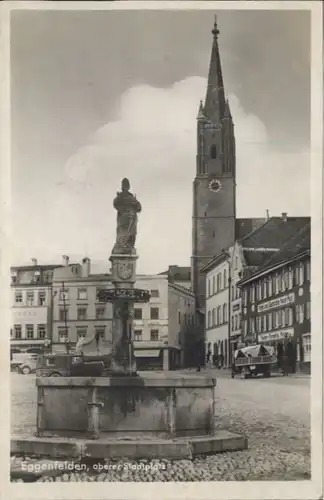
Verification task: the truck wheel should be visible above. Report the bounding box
[48,372,62,377]
[21,366,31,375]
[241,368,248,379]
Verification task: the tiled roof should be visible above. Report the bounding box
[261,222,310,268]
[236,218,266,240]
[241,216,310,267]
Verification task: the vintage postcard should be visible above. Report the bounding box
[0,1,322,499]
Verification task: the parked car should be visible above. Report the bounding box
[36,352,110,377]
[11,353,38,374]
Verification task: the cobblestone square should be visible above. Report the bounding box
[11,372,310,481]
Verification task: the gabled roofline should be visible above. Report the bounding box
[200,250,231,273]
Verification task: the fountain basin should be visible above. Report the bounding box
[36,373,217,439]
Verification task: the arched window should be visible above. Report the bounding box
[207,310,211,328]
[210,144,217,159]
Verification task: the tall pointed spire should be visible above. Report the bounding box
[204,15,226,122]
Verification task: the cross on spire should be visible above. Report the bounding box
[212,14,219,38]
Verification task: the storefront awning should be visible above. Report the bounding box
[134,350,161,358]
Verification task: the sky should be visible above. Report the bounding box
[10,8,311,274]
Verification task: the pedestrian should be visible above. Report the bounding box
[206,350,211,364]
[212,353,217,366]
[219,353,224,369]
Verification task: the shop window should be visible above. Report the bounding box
[58,328,68,343]
[302,334,311,363]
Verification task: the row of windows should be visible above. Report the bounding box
[57,306,160,322]
[14,290,47,306]
[134,307,160,320]
[242,261,310,305]
[134,329,159,342]
[11,270,54,285]
[178,312,195,326]
[11,324,46,340]
[241,303,311,334]
[57,288,160,302]
[231,313,241,332]
[207,270,228,297]
[57,326,106,341]
[207,304,228,328]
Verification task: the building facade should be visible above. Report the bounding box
[238,223,311,373]
[191,20,236,309]
[51,264,196,370]
[133,275,196,370]
[52,258,113,352]
[202,252,230,367]
[201,216,311,365]
[10,260,67,352]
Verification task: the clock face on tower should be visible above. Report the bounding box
[208,179,222,193]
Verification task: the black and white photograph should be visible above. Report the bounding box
[1,1,322,498]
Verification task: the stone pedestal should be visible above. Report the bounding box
[109,253,138,375]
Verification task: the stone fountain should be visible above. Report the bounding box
[11,179,247,461]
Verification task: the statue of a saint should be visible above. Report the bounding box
[112,178,142,254]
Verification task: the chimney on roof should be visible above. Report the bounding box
[266,209,270,221]
[31,258,37,266]
[62,255,69,267]
[281,212,288,222]
[82,257,91,277]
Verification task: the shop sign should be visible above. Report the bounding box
[233,304,240,312]
[258,327,294,343]
[257,293,295,313]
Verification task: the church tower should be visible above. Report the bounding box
[191,18,236,308]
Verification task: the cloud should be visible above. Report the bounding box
[12,77,310,272]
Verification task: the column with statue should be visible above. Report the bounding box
[100,178,148,375]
